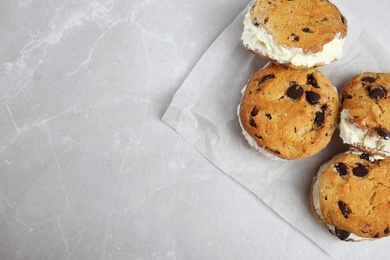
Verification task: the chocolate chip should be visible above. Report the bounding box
[359,153,370,161]
[374,233,380,238]
[374,127,390,140]
[340,15,346,25]
[369,85,387,100]
[301,27,312,33]
[334,162,348,176]
[307,74,319,88]
[287,83,303,100]
[352,163,368,177]
[255,134,263,140]
[249,118,257,128]
[265,113,272,119]
[251,107,259,117]
[289,33,299,42]
[321,17,328,22]
[362,76,376,83]
[264,17,269,24]
[252,18,260,27]
[384,227,390,234]
[305,91,320,105]
[335,228,350,241]
[314,111,325,128]
[321,104,328,111]
[341,94,353,104]
[338,201,350,219]
[269,148,280,155]
[259,74,275,84]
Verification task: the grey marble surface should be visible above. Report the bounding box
[1,1,390,259]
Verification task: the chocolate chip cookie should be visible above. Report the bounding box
[238,63,339,160]
[340,72,390,157]
[311,150,390,241]
[241,0,348,68]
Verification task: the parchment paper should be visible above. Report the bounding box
[162,1,390,256]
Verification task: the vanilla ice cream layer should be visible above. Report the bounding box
[312,151,382,241]
[241,12,345,67]
[339,109,390,157]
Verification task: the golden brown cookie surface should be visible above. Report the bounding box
[249,0,347,53]
[341,73,390,144]
[239,64,339,159]
[314,150,390,241]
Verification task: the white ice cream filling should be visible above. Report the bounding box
[241,12,346,67]
[339,109,390,157]
[312,151,383,241]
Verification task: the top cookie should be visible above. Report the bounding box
[238,63,339,160]
[242,0,348,68]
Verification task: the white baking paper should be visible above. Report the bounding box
[162,1,390,256]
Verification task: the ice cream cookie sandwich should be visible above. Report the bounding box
[311,150,390,241]
[340,72,390,157]
[238,63,339,160]
[241,0,348,68]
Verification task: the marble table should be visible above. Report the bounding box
[1,1,390,259]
